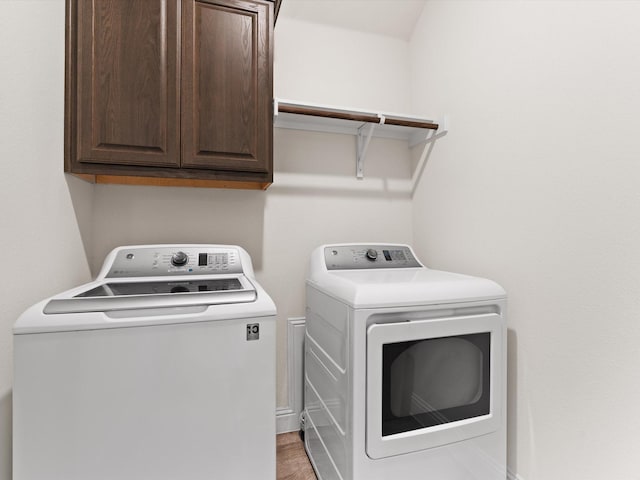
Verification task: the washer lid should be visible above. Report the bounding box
[15,244,277,334]
[42,274,257,314]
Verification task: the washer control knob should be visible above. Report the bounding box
[365,248,378,261]
[171,251,189,267]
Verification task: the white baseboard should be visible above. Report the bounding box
[276,317,306,434]
[276,407,300,433]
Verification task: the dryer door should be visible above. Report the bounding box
[366,313,503,459]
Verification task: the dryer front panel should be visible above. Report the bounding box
[366,313,503,459]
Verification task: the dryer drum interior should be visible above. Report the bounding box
[381,332,491,435]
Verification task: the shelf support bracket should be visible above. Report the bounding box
[356,123,375,179]
[356,115,385,179]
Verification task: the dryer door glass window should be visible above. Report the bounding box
[381,333,490,436]
[366,313,502,459]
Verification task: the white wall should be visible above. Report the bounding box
[274,17,412,112]
[410,2,640,479]
[0,2,94,479]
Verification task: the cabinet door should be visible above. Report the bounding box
[72,0,180,167]
[181,0,273,173]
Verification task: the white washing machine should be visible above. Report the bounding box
[304,244,507,480]
[13,244,276,480]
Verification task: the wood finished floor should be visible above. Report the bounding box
[277,432,317,480]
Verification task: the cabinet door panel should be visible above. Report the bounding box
[182,0,272,173]
[76,0,180,167]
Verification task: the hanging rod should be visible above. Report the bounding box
[276,103,439,131]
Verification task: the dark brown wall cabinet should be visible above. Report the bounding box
[65,0,274,190]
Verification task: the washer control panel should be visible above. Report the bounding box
[106,246,243,278]
[324,245,422,270]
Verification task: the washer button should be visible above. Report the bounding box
[171,251,189,267]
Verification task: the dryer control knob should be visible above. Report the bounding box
[171,251,189,267]
[365,249,378,261]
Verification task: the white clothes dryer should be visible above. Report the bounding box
[13,244,276,480]
[304,244,507,480]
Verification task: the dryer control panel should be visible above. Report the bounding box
[106,246,243,278]
[324,245,422,270]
